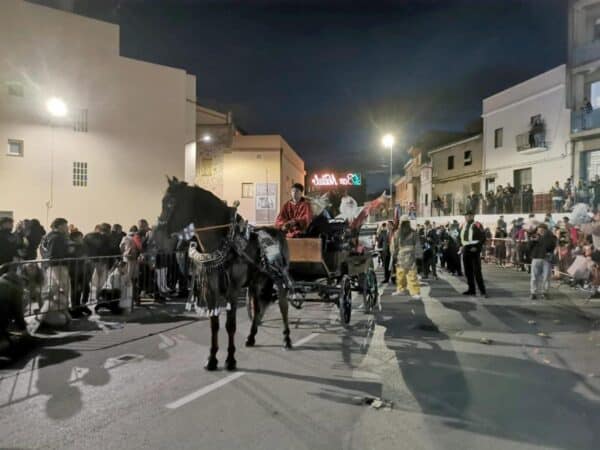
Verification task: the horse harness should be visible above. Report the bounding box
[175,212,289,299]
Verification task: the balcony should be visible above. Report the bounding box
[515,131,547,154]
[572,40,600,67]
[571,109,600,134]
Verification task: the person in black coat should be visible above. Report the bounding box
[422,221,438,279]
[0,217,20,274]
[68,230,93,316]
[16,219,46,261]
[459,211,488,298]
[527,223,557,300]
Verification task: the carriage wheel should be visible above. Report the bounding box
[364,268,378,314]
[339,275,352,326]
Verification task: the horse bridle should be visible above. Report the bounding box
[159,191,242,253]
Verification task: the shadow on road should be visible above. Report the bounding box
[380,292,600,449]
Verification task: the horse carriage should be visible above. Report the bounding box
[282,219,379,326]
[155,178,383,370]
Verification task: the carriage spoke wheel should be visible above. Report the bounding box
[364,269,378,314]
[339,275,352,326]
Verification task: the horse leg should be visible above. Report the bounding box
[245,289,259,347]
[205,315,219,371]
[225,306,237,371]
[278,287,292,349]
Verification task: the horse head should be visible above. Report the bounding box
[152,176,232,254]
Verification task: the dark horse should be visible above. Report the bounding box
[152,177,293,371]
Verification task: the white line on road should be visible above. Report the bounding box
[294,332,320,347]
[165,372,246,410]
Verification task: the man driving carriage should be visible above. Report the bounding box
[275,183,313,237]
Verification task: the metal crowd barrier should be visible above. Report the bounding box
[0,252,187,320]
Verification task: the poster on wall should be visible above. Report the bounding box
[255,183,278,224]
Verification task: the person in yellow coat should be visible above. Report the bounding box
[390,215,422,299]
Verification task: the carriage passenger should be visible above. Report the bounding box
[275,183,313,238]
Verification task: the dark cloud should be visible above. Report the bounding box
[31,0,567,192]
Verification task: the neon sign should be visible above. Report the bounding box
[311,172,362,187]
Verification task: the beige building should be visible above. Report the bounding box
[430,134,483,215]
[394,173,415,213]
[0,0,196,231]
[195,106,305,225]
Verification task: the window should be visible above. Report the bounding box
[594,17,600,41]
[513,168,532,191]
[424,194,429,206]
[485,177,495,193]
[447,155,454,170]
[73,109,88,132]
[7,82,23,97]
[200,158,212,176]
[242,183,254,198]
[494,128,503,148]
[591,81,600,110]
[464,150,472,166]
[73,161,88,187]
[7,139,23,157]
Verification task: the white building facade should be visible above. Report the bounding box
[568,0,600,181]
[0,0,196,231]
[482,65,572,195]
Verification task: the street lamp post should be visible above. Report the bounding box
[46,97,68,226]
[382,133,395,213]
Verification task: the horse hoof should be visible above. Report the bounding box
[225,359,237,371]
[204,358,218,371]
[283,340,292,350]
[245,337,255,347]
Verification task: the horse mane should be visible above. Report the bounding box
[166,178,235,232]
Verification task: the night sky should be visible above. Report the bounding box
[33,0,567,193]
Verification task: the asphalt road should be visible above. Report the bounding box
[1,264,600,450]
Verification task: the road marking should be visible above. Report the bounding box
[294,332,319,347]
[166,372,246,409]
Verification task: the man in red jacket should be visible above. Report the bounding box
[276,183,313,237]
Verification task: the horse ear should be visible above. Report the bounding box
[172,176,179,184]
[166,175,172,186]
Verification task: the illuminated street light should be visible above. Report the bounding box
[382,133,395,149]
[202,134,212,143]
[381,133,396,207]
[46,97,68,118]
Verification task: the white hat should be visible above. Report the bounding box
[400,215,410,222]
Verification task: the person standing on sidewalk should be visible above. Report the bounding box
[528,223,557,300]
[422,220,438,280]
[459,211,488,298]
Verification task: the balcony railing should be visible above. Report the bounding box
[571,109,600,133]
[572,40,600,67]
[516,131,547,153]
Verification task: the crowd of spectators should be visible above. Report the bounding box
[0,216,188,323]
[375,205,600,300]
[431,177,600,217]
[485,209,600,298]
